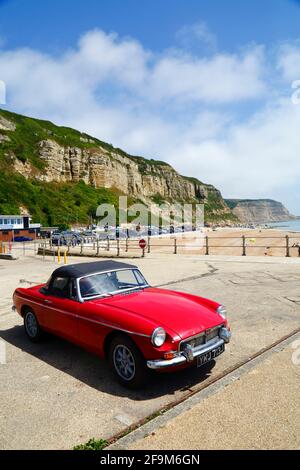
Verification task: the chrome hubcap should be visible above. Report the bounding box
[25,312,38,338]
[113,345,135,381]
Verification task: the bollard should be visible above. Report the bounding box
[57,247,61,264]
[96,239,100,256]
[147,236,151,254]
[125,238,128,253]
[80,240,83,256]
[242,235,246,256]
[64,250,67,264]
[107,237,110,251]
[117,239,120,257]
[205,236,209,255]
[142,247,145,258]
[286,235,290,257]
[174,238,177,254]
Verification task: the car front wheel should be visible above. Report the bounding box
[109,335,148,389]
[24,310,43,343]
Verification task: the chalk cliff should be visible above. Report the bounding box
[225,199,295,223]
[0,108,234,223]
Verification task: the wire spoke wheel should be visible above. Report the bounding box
[113,344,136,381]
[25,311,38,338]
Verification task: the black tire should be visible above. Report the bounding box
[24,309,44,343]
[108,335,148,389]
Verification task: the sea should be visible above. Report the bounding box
[267,219,300,232]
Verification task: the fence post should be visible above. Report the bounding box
[147,236,151,253]
[286,235,290,257]
[174,238,177,254]
[205,236,209,255]
[96,238,100,256]
[117,238,120,257]
[242,235,246,256]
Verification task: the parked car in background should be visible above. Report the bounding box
[14,236,33,242]
[13,261,231,389]
[61,231,82,245]
[51,231,82,246]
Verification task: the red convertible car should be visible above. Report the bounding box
[13,261,231,388]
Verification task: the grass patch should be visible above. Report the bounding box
[73,438,108,451]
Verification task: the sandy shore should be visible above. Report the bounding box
[139,228,300,257]
[12,228,300,259]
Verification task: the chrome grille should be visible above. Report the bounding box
[180,326,221,351]
[206,326,220,342]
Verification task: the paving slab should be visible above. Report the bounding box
[123,340,300,450]
[0,254,300,449]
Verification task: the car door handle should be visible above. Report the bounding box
[44,299,53,305]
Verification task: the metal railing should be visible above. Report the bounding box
[1,234,300,260]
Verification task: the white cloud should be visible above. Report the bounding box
[169,98,300,200]
[176,21,217,51]
[149,45,266,103]
[277,43,300,81]
[0,28,266,111]
[0,28,299,213]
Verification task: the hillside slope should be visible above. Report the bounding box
[225,199,295,223]
[0,108,235,226]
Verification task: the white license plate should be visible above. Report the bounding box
[197,344,225,367]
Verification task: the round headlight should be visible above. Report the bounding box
[151,327,166,347]
[217,305,227,319]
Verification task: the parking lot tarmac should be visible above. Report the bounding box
[0,254,299,449]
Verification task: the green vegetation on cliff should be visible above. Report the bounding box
[0,171,121,226]
[0,107,237,226]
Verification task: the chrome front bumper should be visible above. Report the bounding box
[147,328,231,370]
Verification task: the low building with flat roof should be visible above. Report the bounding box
[0,215,41,242]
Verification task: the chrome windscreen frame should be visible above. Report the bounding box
[76,268,150,303]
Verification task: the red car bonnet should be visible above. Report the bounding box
[95,287,223,339]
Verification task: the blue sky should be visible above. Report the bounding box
[1,0,300,213]
[1,0,300,54]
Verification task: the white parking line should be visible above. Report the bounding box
[0,339,6,365]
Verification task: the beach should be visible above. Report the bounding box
[135,227,300,258]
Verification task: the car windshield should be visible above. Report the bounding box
[79,269,149,299]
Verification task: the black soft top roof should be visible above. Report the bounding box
[52,260,138,279]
